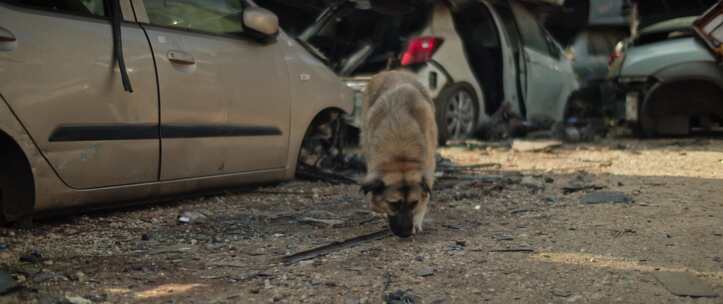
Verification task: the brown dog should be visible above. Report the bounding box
[360,70,438,238]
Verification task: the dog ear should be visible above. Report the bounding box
[361,179,386,195]
[420,180,432,198]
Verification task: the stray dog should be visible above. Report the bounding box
[360,70,438,238]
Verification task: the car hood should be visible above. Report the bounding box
[621,37,715,77]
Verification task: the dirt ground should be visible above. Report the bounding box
[1,138,722,304]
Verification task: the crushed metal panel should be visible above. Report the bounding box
[693,1,723,60]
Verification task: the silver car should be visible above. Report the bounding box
[0,0,353,224]
[609,16,723,136]
[263,0,580,143]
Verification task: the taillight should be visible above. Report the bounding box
[608,41,625,66]
[401,36,444,66]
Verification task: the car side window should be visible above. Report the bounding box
[1,0,106,17]
[493,3,522,52]
[142,0,245,35]
[542,28,561,59]
[511,4,550,56]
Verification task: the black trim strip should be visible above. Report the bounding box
[162,124,282,138]
[48,124,282,142]
[49,124,157,142]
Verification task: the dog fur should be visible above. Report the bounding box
[360,70,438,237]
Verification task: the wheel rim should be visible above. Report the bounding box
[445,90,476,139]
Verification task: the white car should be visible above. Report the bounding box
[260,0,580,143]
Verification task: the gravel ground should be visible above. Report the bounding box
[0,138,722,304]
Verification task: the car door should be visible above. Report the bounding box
[132,0,292,180]
[0,0,160,189]
[510,1,566,121]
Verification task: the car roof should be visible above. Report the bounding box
[639,16,696,35]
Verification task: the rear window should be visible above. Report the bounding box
[511,3,551,56]
[634,29,693,46]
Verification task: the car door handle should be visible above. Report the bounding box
[167,50,195,65]
[0,27,16,42]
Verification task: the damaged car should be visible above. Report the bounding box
[0,0,353,224]
[608,13,723,136]
[258,0,580,144]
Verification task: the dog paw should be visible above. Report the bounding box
[413,224,423,234]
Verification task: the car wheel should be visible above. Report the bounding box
[435,84,479,146]
[635,111,657,138]
[0,147,35,227]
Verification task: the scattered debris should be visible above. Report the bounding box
[149,244,193,255]
[489,247,534,253]
[551,289,573,297]
[344,296,362,304]
[562,183,604,194]
[0,271,18,295]
[69,271,86,283]
[177,210,208,224]
[296,164,358,185]
[521,176,545,190]
[611,229,636,238]
[653,272,719,298]
[384,289,418,304]
[512,139,562,152]
[19,250,43,264]
[282,229,391,265]
[447,241,465,252]
[416,267,434,277]
[0,244,8,252]
[83,293,108,302]
[65,295,94,304]
[441,224,463,230]
[479,103,528,140]
[510,209,536,215]
[581,191,633,204]
[493,233,514,241]
[299,217,345,227]
[32,271,68,283]
[65,296,93,304]
[438,174,521,185]
[438,162,501,174]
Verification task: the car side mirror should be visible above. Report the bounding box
[243,7,279,43]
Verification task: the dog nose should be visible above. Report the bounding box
[388,214,414,238]
[391,227,413,238]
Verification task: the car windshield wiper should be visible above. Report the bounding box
[110,0,133,93]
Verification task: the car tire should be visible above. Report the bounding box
[635,112,657,138]
[0,148,34,227]
[435,83,480,146]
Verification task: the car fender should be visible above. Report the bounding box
[282,35,354,178]
[642,61,723,116]
[622,38,715,77]
[651,61,723,87]
[0,93,67,212]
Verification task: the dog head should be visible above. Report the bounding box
[361,177,432,238]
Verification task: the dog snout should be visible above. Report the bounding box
[388,212,414,238]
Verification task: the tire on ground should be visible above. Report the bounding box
[638,80,723,137]
[0,134,35,226]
